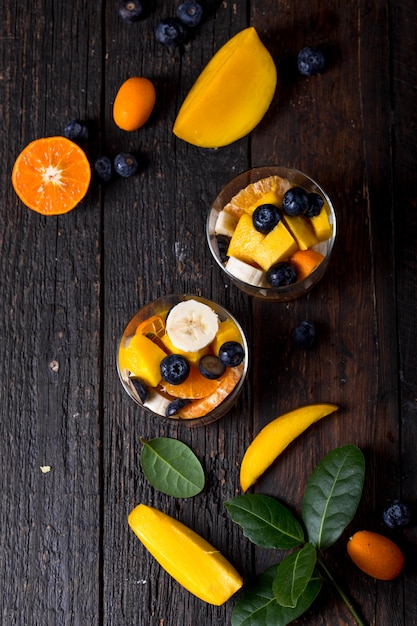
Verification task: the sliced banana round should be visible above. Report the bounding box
[166,299,219,352]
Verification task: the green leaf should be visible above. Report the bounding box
[301,445,365,550]
[140,437,205,498]
[272,543,317,608]
[225,494,304,549]
[231,564,322,626]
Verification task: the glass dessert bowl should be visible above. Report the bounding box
[117,294,249,427]
[207,166,336,301]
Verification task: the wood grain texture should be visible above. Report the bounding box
[0,1,415,625]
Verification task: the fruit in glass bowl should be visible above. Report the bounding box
[117,295,248,427]
[207,166,336,301]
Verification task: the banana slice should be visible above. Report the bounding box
[226,256,267,287]
[166,300,219,352]
[215,210,238,237]
[144,390,173,417]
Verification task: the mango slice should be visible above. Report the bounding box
[128,504,243,605]
[240,404,339,491]
[173,27,277,148]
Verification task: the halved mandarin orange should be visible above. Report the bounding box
[162,365,221,399]
[11,136,91,215]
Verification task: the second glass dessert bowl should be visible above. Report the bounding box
[117,294,248,427]
[207,166,336,301]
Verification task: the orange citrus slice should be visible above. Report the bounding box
[11,136,91,215]
[178,363,244,419]
[223,175,291,219]
[135,314,166,339]
[162,365,221,399]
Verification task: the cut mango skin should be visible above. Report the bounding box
[240,404,339,491]
[128,504,243,605]
[173,27,277,148]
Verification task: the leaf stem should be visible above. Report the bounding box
[317,556,367,626]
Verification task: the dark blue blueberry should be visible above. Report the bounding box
[166,397,192,417]
[216,235,230,263]
[282,187,309,216]
[252,204,281,234]
[114,153,138,178]
[177,2,204,28]
[291,321,316,349]
[118,0,143,22]
[267,262,298,288]
[156,18,187,48]
[199,354,226,380]
[94,156,113,182]
[218,341,245,368]
[305,192,324,218]
[64,119,89,141]
[130,377,148,403]
[160,354,190,385]
[383,500,411,529]
[297,46,326,76]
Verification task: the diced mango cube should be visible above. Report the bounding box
[227,213,264,265]
[122,333,166,387]
[212,319,242,355]
[252,221,298,271]
[310,204,333,241]
[244,190,280,216]
[283,215,318,250]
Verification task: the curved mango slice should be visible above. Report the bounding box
[240,403,339,491]
[128,504,243,605]
[173,27,277,148]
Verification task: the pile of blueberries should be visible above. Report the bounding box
[118,0,205,48]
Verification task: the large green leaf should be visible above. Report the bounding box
[225,494,304,549]
[272,543,317,608]
[140,437,205,498]
[231,564,322,626]
[301,445,365,550]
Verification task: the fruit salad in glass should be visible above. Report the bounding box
[117,295,248,426]
[207,166,336,301]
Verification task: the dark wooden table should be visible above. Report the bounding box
[1,1,416,625]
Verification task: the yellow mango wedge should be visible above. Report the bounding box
[173,27,277,148]
[240,403,339,491]
[128,504,243,605]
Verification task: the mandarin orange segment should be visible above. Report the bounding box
[135,314,166,339]
[178,363,244,419]
[162,365,221,399]
[11,136,91,215]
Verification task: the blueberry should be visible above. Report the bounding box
[64,119,89,141]
[114,153,138,178]
[94,156,113,182]
[199,354,226,380]
[177,2,204,28]
[130,377,148,403]
[291,321,316,349]
[160,354,190,385]
[282,187,309,216]
[156,18,187,48]
[305,192,324,218]
[252,204,281,234]
[166,397,192,417]
[297,46,326,76]
[267,262,298,288]
[383,500,411,529]
[118,0,143,22]
[218,341,245,368]
[216,235,230,263]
